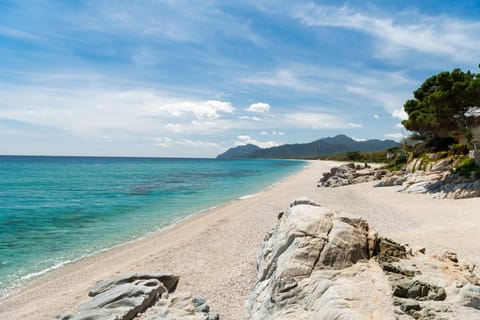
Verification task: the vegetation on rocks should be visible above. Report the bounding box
[453,157,480,178]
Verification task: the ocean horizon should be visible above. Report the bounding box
[0,156,305,297]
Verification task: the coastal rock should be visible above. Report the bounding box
[247,200,391,319]
[58,273,218,320]
[247,200,480,319]
[318,159,480,199]
[318,163,386,188]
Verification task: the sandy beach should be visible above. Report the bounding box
[1,160,479,319]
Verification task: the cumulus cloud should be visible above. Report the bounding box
[0,86,237,138]
[235,135,280,148]
[373,114,379,119]
[260,130,268,135]
[246,102,270,113]
[392,109,408,120]
[166,100,235,119]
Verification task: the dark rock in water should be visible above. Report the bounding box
[58,273,218,320]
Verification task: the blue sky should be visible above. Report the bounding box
[1,1,480,157]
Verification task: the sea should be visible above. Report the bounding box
[0,156,305,297]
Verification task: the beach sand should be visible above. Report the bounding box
[1,160,479,319]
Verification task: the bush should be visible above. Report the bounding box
[448,144,469,156]
[453,157,480,178]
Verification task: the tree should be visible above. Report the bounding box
[402,68,480,140]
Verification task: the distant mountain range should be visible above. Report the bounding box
[216,134,399,159]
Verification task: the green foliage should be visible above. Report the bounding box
[465,130,474,143]
[346,151,361,161]
[402,68,480,140]
[408,137,458,157]
[448,143,469,156]
[453,157,480,178]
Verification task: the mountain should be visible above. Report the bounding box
[216,135,399,159]
[216,144,261,159]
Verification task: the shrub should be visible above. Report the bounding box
[453,157,480,178]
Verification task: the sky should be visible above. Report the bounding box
[1,1,480,157]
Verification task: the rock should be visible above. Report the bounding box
[77,281,167,320]
[319,164,387,188]
[248,200,393,319]
[443,251,459,263]
[248,200,480,319]
[400,301,421,313]
[374,165,480,199]
[89,273,179,297]
[59,274,217,320]
[470,150,480,166]
[145,293,219,320]
[431,159,452,172]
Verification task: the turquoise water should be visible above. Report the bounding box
[0,156,304,296]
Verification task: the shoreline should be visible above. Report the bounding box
[0,158,307,300]
[0,160,315,319]
[1,160,480,319]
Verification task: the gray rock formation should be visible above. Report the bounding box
[318,162,387,188]
[247,200,480,319]
[58,273,218,320]
[318,160,480,199]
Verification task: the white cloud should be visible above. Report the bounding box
[373,114,379,119]
[152,137,172,147]
[285,112,361,129]
[346,85,410,116]
[293,4,480,63]
[235,135,280,148]
[352,137,367,142]
[0,85,236,138]
[384,133,404,141]
[246,102,270,113]
[239,115,261,121]
[166,100,235,119]
[239,69,317,92]
[347,122,363,128]
[176,139,222,149]
[392,109,408,120]
[165,123,184,134]
[260,130,268,135]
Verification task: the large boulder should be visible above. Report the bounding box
[58,273,218,320]
[247,200,480,319]
[247,200,385,319]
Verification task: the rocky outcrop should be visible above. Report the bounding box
[57,273,218,320]
[247,200,480,319]
[318,160,480,199]
[374,169,480,199]
[318,162,388,188]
